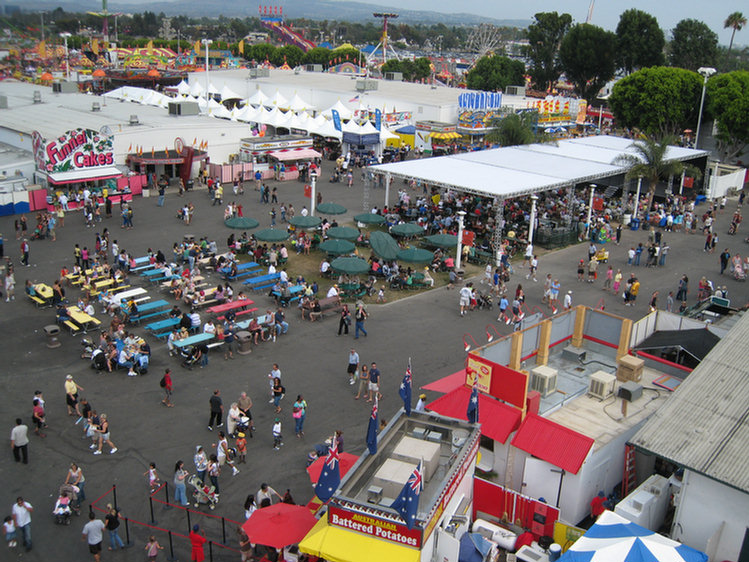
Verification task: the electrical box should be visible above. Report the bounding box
[384,72,403,81]
[168,101,200,116]
[618,381,643,402]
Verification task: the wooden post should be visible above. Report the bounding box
[571,305,586,347]
[617,318,633,360]
[536,319,552,366]
[508,332,523,371]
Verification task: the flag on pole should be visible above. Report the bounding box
[128,144,132,153]
[314,438,341,503]
[146,40,153,55]
[366,400,378,455]
[348,94,360,103]
[467,384,479,424]
[399,360,412,416]
[391,461,423,530]
[194,40,201,54]
[238,40,245,54]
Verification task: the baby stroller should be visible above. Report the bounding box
[180,346,199,370]
[53,484,80,524]
[236,415,254,438]
[476,291,493,310]
[188,475,219,510]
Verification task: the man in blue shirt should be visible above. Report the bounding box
[368,362,382,402]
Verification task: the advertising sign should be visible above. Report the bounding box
[465,354,528,409]
[331,109,342,131]
[465,353,493,394]
[375,109,382,131]
[327,505,422,548]
[33,128,114,173]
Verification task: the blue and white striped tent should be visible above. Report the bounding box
[559,511,707,562]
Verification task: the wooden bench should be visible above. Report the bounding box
[303,296,343,321]
[27,294,48,307]
[63,320,81,335]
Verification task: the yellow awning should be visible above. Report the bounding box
[430,132,460,140]
[299,513,420,562]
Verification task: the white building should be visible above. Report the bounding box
[631,312,749,562]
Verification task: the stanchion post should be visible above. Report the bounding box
[186,509,191,536]
[221,517,226,544]
[163,482,172,510]
[113,484,118,511]
[149,496,157,526]
[208,541,214,562]
[124,517,133,547]
[167,530,178,562]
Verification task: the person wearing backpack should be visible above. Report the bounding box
[160,369,173,407]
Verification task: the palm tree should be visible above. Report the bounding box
[486,112,550,147]
[613,136,701,213]
[724,12,747,54]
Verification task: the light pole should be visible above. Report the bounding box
[527,194,538,245]
[59,32,71,81]
[694,67,716,149]
[456,210,466,271]
[202,39,213,101]
[633,177,642,219]
[585,185,596,239]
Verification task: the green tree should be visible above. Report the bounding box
[615,9,665,74]
[302,47,332,66]
[270,45,304,67]
[706,70,749,161]
[609,67,702,137]
[466,54,525,92]
[525,11,573,90]
[246,43,276,63]
[559,24,617,101]
[613,136,700,212]
[669,19,719,71]
[485,112,540,147]
[724,12,747,54]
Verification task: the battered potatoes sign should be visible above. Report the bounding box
[466,354,492,394]
[328,506,422,548]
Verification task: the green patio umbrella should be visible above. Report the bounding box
[224,216,260,229]
[327,226,359,241]
[354,213,386,225]
[397,247,434,263]
[330,256,370,275]
[390,223,424,237]
[319,239,355,256]
[369,231,400,261]
[316,202,347,215]
[253,228,290,242]
[425,233,459,248]
[289,215,322,228]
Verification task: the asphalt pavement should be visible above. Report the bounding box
[0,161,746,562]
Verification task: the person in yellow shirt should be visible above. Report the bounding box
[65,375,84,417]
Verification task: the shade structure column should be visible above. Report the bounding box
[456,210,466,271]
[585,186,595,239]
[633,177,642,219]
[528,194,538,245]
[384,171,391,210]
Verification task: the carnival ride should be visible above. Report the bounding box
[87,0,123,41]
[259,5,315,52]
[368,12,399,65]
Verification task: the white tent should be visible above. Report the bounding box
[209,105,232,119]
[235,104,260,123]
[287,112,312,132]
[287,93,314,113]
[379,127,399,142]
[321,100,353,120]
[102,87,124,100]
[247,90,269,106]
[219,84,242,101]
[310,118,343,141]
[176,80,191,96]
[188,81,205,98]
[264,107,292,129]
[342,120,363,134]
[265,90,289,108]
[558,511,707,562]
[359,121,379,135]
[207,83,221,95]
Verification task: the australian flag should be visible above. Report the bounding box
[366,400,378,455]
[399,361,412,416]
[467,385,479,423]
[391,461,423,530]
[314,439,341,503]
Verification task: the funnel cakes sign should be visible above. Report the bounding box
[33,128,114,173]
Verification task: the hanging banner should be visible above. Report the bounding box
[375,108,382,131]
[331,109,342,131]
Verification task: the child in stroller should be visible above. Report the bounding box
[187,474,219,510]
[53,489,75,525]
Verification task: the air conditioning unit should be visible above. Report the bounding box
[249,68,270,78]
[384,72,403,81]
[588,370,616,400]
[129,114,139,125]
[305,64,323,72]
[617,354,644,383]
[506,85,526,96]
[356,78,378,92]
[530,366,557,398]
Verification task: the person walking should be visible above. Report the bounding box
[193,446,208,483]
[603,266,613,291]
[676,275,689,302]
[337,304,351,336]
[354,364,369,400]
[5,268,15,302]
[65,374,84,417]
[214,431,239,476]
[719,248,731,275]
[173,461,189,506]
[527,255,538,282]
[19,239,29,266]
[161,369,173,407]
[208,390,223,431]
[563,290,573,311]
[354,303,368,339]
[104,504,125,551]
[93,414,117,455]
[12,498,32,551]
[189,525,207,562]
[207,456,220,494]
[82,512,106,562]
[65,463,86,503]
[293,395,308,437]
[346,348,359,386]
[11,418,29,464]
[368,362,382,402]
[459,282,473,316]
[145,536,164,561]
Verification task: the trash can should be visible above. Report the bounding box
[622,213,632,226]
[186,179,194,191]
[630,218,640,231]
[236,331,252,355]
[44,325,61,349]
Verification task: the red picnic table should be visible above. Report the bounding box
[207,299,255,314]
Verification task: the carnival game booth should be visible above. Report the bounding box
[268,147,322,181]
[238,135,314,180]
[127,143,208,184]
[299,410,481,562]
[32,128,142,210]
[415,121,461,156]
[457,91,504,143]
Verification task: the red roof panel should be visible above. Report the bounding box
[427,386,522,444]
[421,369,466,393]
[510,414,594,474]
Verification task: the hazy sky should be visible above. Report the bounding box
[351,0,748,45]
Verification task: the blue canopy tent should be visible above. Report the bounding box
[558,511,707,562]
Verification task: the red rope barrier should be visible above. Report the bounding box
[150,495,242,526]
[90,485,116,507]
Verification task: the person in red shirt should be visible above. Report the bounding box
[189,525,207,562]
[590,491,607,518]
[161,369,173,407]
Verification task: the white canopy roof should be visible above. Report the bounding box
[247,89,269,106]
[209,104,232,119]
[265,90,289,108]
[287,93,314,112]
[176,80,190,95]
[287,112,312,132]
[369,135,709,199]
[188,81,204,98]
[380,127,399,142]
[310,118,342,141]
[321,100,353,120]
[207,82,220,95]
[219,84,242,100]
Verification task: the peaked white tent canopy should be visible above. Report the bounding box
[310,118,343,141]
[247,90,269,106]
[265,90,289,108]
[175,80,191,95]
[558,511,707,562]
[207,83,221,95]
[379,127,399,142]
[287,93,314,113]
[188,81,204,98]
[219,84,242,100]
[321,100,353,120]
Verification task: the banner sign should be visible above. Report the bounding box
[458,91,502,110]
[375,109,382,131]
[327,505,422,548]
[33,128,114,173]
[331,109,342,131]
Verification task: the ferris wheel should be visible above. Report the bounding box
[466,23,501,59]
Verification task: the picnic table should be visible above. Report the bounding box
[207,299,255,315]
[141,268,166,278]
[145,317,181,337]
[112,287,148,303]
[94,278,115,290]
[270,284,304,305]
[243,273,280,289]
[173,332,215,348]
[34,283,54,300]
[133,256,151,265]
[67,306,101,333]
[135,299,170,314]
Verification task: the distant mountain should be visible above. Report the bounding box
[31,0,529,27]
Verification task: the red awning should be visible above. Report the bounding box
[510,414,594,475]
[269,148,321,161]
[427,386,521,444]
[306,452,358,485]
[421,369,466,393]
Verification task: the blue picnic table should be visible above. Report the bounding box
[133,256,151,265]
[174,332,215,348]
[243,273,280,288]
[140,268,165,277]
[136,299,170,313]
[145,317,181,332]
